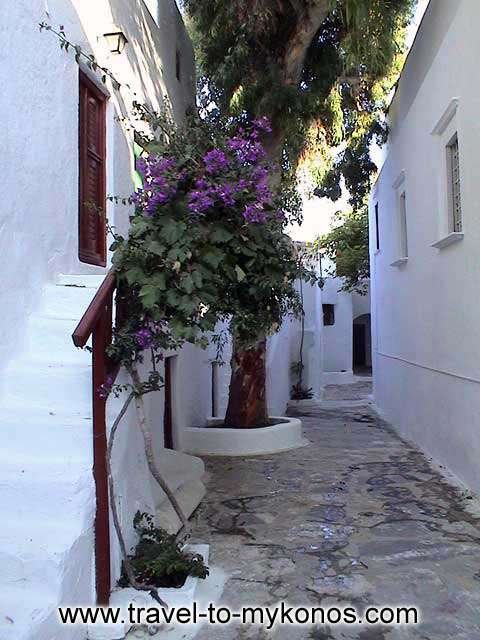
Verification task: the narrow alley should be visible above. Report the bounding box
[183,381,480,639]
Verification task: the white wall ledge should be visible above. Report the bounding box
[390,257,408,267]
[431,232,464,249]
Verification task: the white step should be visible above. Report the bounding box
[23,315,91,365]
[0,275,102,640]
[41,280,103,322]
[0,463,93,521]
[0,585,59,640]
[1,413,92,464]
[2,362,93,412]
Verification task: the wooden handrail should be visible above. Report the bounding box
[72,268,116,347]
[71,267,118,606]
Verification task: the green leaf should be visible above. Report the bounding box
[180,274,194,294]
[210,227,234,243]
[202,248,223,269]
[147,240,165,256]
[166,289,180,307]
[161,220,187,245]
[235,265,246,282]
[178,296,197,315]
[191,270,203,288]
[139,284,159,309]
[126,267,147,286]
[151,272,167,290]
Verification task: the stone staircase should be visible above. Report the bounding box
[0,277,102,639]
[0,275,206,640]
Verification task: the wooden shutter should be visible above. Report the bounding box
[79,72,107,266]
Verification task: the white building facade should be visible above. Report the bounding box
[369,0,480,492]
[0,1,208,638]
[0,2,325,638]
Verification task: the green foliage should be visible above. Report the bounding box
[316,205,370,293]
[110,111,318,368]
[118,512,209,589]
[185,0,415,205]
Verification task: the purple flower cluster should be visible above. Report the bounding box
[98,374,114,399]
[188,178,237,215]
[203,149,229,174]
[227,136,266,165]
[136,327,154,350]
[135,155,178,216]
[243,203,268,224]
[252,116,273,134]
[132,116,276,225]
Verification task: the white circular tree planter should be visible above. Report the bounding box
[183,417,306,456]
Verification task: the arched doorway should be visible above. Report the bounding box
[353,313,372,375]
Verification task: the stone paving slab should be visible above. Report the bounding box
[185,382,480,639]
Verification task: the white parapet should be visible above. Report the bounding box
[182,417,307,457]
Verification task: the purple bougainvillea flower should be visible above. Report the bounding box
[203,149,229,174]
[214,183,236,207]
[253,116,273,134]
[136,327,154,349]
[243,203,268,224]
[188,190,215,215]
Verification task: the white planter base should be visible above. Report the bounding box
[87,545,209,640]
[182,417,307,456]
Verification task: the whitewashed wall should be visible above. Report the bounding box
[0,0,194,377]
[321,278,353,375]
[0,1,206,632]
[369,0,480,491]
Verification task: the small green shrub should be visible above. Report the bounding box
[291,383,314,400]
[118,512,209,589]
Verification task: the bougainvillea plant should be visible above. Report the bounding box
[108,109,318,426]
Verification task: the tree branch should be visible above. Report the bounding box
[282,0,331,85]
[128,364,190,538]
[106,391,169,608]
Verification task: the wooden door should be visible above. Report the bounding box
[79,72,107,266]
[163,357,174,449]
[353,324,366,368]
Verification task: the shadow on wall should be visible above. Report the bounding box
[353,313,372,372]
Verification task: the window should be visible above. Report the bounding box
[447,133,462,232]
[374,202,380,251]
[398,191,408,258]
[430,98,464,248]
[323,304,335,326]
[79,72,107,266]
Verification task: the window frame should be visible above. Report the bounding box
[323,304,335,327]
[390,171,408,267]
[446,132,462,233]
[430,98,464,249]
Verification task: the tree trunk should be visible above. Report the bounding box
[224,337,268,428]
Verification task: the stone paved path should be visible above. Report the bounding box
[187,381,480,639]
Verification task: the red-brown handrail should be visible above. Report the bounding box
[72,267,118,605]
[72,269,116,348]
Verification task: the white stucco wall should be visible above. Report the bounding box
[0,1,202,634]
[369,0,480,491]
[0,0,194,378]
[321,278,353,374]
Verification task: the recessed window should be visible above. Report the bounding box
[176,49,181,81]
[398,191,408,258]
[446,133,462,232]
[374,202,380,251]
[323,304,335,326]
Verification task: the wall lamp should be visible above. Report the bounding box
[103,27,128,54]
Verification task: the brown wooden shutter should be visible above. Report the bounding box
[79,72,107,266]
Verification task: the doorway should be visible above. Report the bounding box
[163,356,175,449]
[353,314,372,375]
